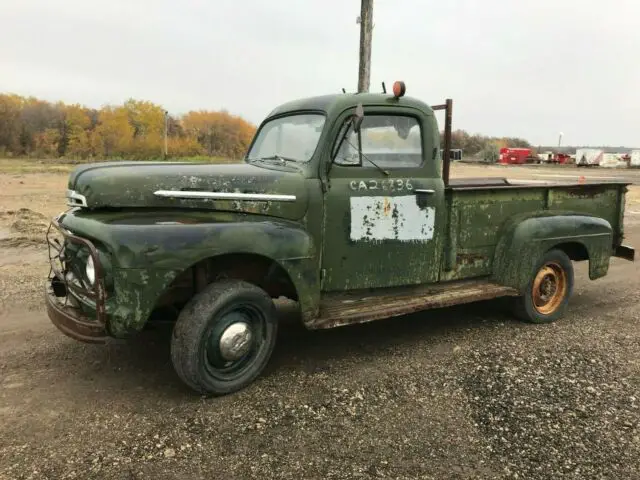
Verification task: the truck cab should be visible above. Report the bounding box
[46,83,634,396]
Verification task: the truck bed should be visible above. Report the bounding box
[447,177,627,189]
[441,179,629,281]
[447,177,511,188]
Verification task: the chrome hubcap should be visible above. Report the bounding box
[218,322,253,361]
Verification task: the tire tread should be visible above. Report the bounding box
[170,279,277,395]
[511,248,574,324]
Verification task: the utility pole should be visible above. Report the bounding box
[163,110,169,159]
[357,0,373,93]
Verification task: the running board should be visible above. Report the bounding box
[309,279,518,329]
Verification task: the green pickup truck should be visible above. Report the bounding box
[46,83,635,395]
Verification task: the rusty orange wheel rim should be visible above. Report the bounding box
[532,262,567,315]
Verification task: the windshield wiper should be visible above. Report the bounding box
[343,137,390,176]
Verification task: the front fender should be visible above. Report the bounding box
[59,210,319,334]
[492,213,613,292]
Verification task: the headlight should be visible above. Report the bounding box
[85,255,96,285]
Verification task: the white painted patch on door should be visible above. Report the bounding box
[350,195,435,242]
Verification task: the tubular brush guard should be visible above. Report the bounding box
[45,215,110,343]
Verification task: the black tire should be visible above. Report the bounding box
[511,249,574,324]
[170,279,278,396]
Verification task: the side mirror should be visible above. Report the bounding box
[352,103,364,132]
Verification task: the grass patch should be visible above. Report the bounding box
[0,158,76,174]
[0,156,239,174]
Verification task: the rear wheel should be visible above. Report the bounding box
[170,279,278,395]
[512,249,574,324]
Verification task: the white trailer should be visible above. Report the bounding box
[631,150,640,167]
[600,153,627,168]
[575,148,604,167]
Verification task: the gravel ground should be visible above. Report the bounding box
[1,165,640,479]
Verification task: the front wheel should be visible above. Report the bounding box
[170,279,278,396]
[512,249,574,324]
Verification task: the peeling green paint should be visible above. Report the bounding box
[109,268,180,336]
[57,208,319,335]
[492,213,614,292]
[69,162,310,221]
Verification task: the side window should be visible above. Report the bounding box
[334,114,423,169]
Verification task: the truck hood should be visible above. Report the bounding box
[67,161,309,221]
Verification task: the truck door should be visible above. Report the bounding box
[321,106,446,291]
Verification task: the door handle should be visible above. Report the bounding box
[414,189,435,195]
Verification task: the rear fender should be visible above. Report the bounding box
[492,214,613,292]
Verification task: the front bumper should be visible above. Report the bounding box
[45,283,109,343]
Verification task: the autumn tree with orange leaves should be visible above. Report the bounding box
[0,93,534,162]
[0,93,256,161]
[181,110,255,159]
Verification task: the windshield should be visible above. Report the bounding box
[246,113,326,163]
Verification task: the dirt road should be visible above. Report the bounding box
[1,163,640,479]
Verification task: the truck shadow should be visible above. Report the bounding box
[266,298,516,373]
[80,297,517,396]
[30,262,620,399]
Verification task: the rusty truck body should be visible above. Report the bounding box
[45,83,635,395]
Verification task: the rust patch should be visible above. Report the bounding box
[194,263,208,293]
[456,253,487,265]
[564,184,608,199]
[45,289,109,343]
[383,197,391,216]
[155,254,299,309]
[308,279,518,329]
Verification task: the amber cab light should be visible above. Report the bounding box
[392,81,406,98]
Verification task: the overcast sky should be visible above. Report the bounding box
[1,0,638,146]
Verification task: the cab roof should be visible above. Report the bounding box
[265,92,435,121]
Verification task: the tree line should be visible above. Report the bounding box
[441,129,532,157]
[0,93,256,160]
[0,92,534,162]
